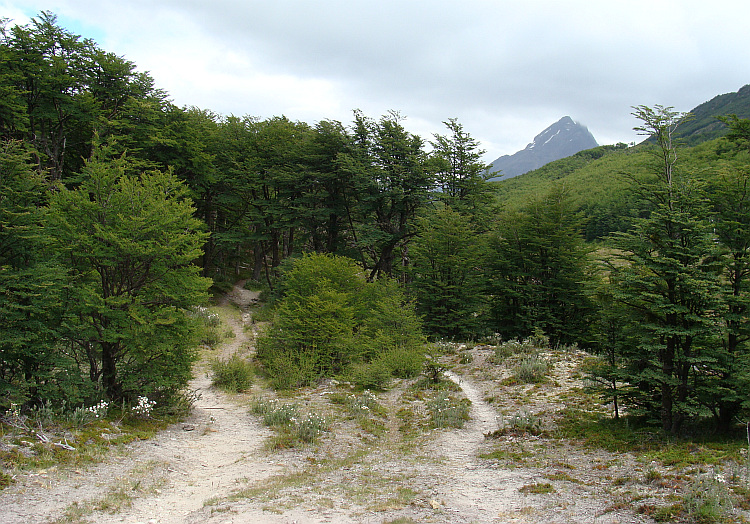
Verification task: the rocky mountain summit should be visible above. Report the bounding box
[489,116,598,180]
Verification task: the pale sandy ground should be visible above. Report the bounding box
[1,283,674,523]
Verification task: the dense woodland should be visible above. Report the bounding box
[3,13,750,436]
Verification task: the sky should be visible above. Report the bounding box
[2,1,750,161]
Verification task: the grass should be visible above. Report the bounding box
[512,353,551,383]
[0,411,175,489]
[250,397,330,447]
[426,395,471,429]
[52,461,166,523]
[210,354,254,393]
[519,482,555,494]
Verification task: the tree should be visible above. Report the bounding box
[706,130,750,430]
[609,105,720,433]
[256,253,424,389]
[45,147,211,402]
[488,184,593,345]
[0,139,78,408]
[340,111,432,280]
[410,205,487,339]
[428,118,494,221]
[0,12,159,181]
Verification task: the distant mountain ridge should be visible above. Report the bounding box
[489,116,598,181]
[674,84,750,145]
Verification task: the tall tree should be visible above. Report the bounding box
[340,110,431,280]
[410,205,486,339]
[429,118,493,221]
[45,147,211,401]
[609,105,720,433]
[488,184,592,345]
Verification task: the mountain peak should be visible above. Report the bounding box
[490,117,598,180]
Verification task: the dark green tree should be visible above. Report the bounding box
[609,105,720,433]
[488,184,592,345]
[410,206,486,339]
[340,111,432,280]
[45,148,211,401]
[705,121,750,430]
[0,140,78,408]
[428,118,494,221]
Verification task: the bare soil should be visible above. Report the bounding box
[1,284,744,523]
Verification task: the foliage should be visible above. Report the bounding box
[44,148,211,402]
[256,253,425,389]
[512,353,551,384]
[681,474,734,524]
[249,398,330,446]
[210,355,254,393]
[426,395,471,429]
[605,106,723,433]
[488,185,594,345]
[410,206,488,339]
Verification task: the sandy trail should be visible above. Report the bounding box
[1,282,278,524]
[1,288,649,524]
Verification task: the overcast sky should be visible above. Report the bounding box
[3,1,749,160]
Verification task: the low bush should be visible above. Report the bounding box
[682,474,733,524]
[513,353,551,383]
[210,354,254,393]
[427,396,471,429]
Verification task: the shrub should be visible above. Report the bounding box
[427,396,471,429]
[256,254,425,389]
[295,413,330,443]
[262,402,299,427]
[380,346,425,379]
[682,474,733,524]
[513,353,551,383]
[519,482,555,494]
[490,409,542,436]
[210,354,254,393]
[351,359,392,390]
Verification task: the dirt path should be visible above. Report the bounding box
[1,282,279,524]
[2,288,658,524]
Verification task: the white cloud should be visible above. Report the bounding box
[3,0,750,159]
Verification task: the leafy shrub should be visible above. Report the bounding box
[210,354,254,393]
[380,346,425,379]
[351,359,392,390]
[257,254,425,389]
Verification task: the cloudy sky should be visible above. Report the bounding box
[3,1,749,160]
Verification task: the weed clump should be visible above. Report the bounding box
[427,396,471,429]
[210,354,254,393]
[250,398,330,446]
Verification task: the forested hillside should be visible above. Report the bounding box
[3,13,750,437]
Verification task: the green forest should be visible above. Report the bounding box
[3,12,750,437]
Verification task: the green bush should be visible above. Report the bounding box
[427,395,471,429]
[351,359,393,390]
[513,353,551,383]
[682,474,733,524]
[380,346,425,379]
[256,254,425,389]
[210,354,254,393]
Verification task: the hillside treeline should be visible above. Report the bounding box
[2,13,750,435]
